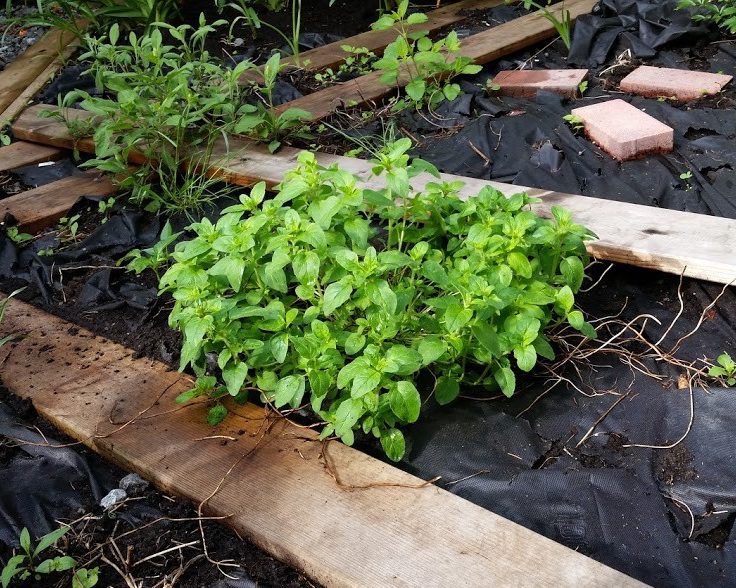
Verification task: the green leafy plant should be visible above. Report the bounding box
[1,526,98,588]
[371,0,482,109]
[708,352,736,386]
[578,80,588,95]
[519,0,573,50]
[563,113,584,133]
[234,52,312,152]
[7,0,180,36]
[121,220,181,278]
[58,18,257,214]
[314,46,377,85]
[160,139,596,461]
[58,214,81,242]
[677,0,736,34]
[5,227,33,244]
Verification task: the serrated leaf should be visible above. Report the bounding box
[406,78,426,102]
[351,366,381,398]
[513,345,537,372]
[334,398,364,436]
[222,361,249,395]
[274,375,306,408]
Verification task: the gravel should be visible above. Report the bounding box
[0,5,47,71]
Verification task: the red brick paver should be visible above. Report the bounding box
[571,99,674,160]
[620,65,732,101]
[491,69,589,98]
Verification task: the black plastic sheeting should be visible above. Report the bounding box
[0,403,115,546]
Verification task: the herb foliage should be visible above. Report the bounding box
[161,140,596,460]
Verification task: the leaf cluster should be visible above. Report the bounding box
[677,0,736,34]
[709,352,736,386]
[160,139,596,461]
[371,0,482,109]
[314,46,377,85]
[1,527,98,588]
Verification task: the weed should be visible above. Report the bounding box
[161,140,596,461]
[519,0,573,50]
[0,525,98,588]
[314,46,377,85]
[578,80,588,95]
[121,220,181,278]
[234,52,312,152]
[58,214,80,242]
[677,0,736,35]
[371,0,482,109]
[58,18,258,214]
[708,352,736,386]
[5,227,33,244]
[563,113,584,133]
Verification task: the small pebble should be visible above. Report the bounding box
[119,473,149,496]
[100,488,127,509]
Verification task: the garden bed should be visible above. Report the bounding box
[1,0,736,586]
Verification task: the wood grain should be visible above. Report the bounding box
[274,0,598,120]
[0,299,646,588]
[12,104,736,285]
[0,171,116,233]
[0,141,65,173]
[0,28,79,120]
[239,0,504,82]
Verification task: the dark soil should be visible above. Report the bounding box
[0,386,318,588]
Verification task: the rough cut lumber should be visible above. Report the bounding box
[12,104,736,286]
[239,0,504,82]
[0,28,79,122]
[0,171,116,233]
[0,299,646,588]
[274,0,598,120]
[0,141,65,173]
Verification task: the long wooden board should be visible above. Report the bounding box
[274,0,597,120]
[0,299,645,588]
[0,28,79,121]
[0,141,65,173]
[240,0,504,82]
[0,171,116,233]
[12,104,736,285]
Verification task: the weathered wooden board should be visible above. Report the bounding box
[0,28,79,121]
[0,141,65,173]
[0,171,116,233]
[239,0,504,82]
[274,0,598,120]
[12,104,736,285]
[0,300,646,588]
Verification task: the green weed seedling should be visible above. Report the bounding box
[371,0,482,109]
[677,0,736,35]
[0,526,98,588]
[519,0,573,50]
[708,352,736,386]
[121,220,182,278]
[235,52,312,153]
[5,227,32,244]
[161,139,596,461]
[563,113,584,133]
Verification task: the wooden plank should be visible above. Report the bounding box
[0,38,81,129]
[0,171,116,233]
[0,141,65,173]
[0,28,79,120]
[275,0,597,120]
[11,104,736,285]
[0,299,646,588]
[240,0,504,82]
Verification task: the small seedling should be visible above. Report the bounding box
[708,352,736,386]
[6,226,32,244]
[58,214,81,242]
[121,220,181,278]
[563,113,584,133]
[0,526,99,588]
[578,80,588,95]
[97,196,116,223]
[487,82,501,92]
